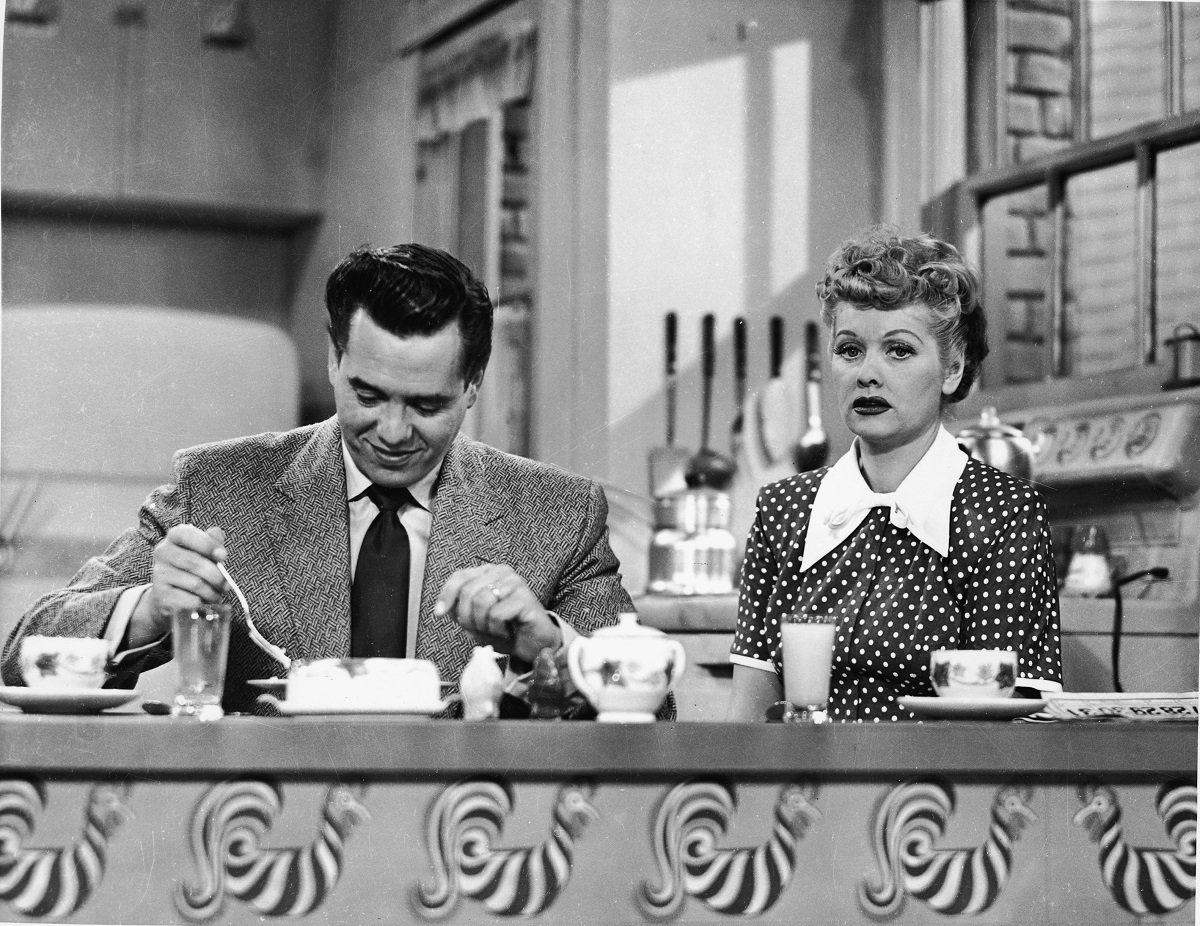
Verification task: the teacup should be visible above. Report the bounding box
[20,636,111,689]
[930,649,1017,699]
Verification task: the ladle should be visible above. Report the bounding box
[792,320,830,471]
[647,311,691,496]
[685,313,737,490]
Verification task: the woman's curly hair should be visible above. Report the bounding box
[815,226,988,403]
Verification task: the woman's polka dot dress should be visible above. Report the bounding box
[731,458,1063,722]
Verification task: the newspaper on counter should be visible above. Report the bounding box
[1029,691,1199,722]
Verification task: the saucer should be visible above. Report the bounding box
[248,678,457,692]
[0,686,139,715]
[899,696,1046,721]
[270,698,448,717]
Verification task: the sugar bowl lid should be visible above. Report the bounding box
[591,612,665,639]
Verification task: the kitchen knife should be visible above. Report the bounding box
[730,316,747,463]
[757,315,794,464]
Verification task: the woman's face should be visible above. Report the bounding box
[829,302,963,454]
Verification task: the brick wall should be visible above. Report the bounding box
[500,100,532,303]
[1006,0,1076,164]
[495,99,533,455]
[994,2,1198,383]
[999,0,1077,381]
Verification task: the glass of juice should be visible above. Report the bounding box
[780,612,837,724]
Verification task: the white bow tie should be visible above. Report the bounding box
[800,428,967,573]
[826,493,911,531]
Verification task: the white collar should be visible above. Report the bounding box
[341,441,441,510]
[801,426,967,572]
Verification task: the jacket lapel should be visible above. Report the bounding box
[256,428,509,672]
[266,418,353,659]
[415,436,508,670]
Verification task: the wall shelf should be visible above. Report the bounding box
[1,189,321,234]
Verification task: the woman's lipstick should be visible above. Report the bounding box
[852,396,891,415]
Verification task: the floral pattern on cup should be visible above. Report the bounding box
[594,658,676,690]
[19,636,111,689]
[930,649,1017,699]
[932,660,1015,690]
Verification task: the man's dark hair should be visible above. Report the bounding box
[325,243,494,385]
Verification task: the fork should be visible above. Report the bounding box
[218,561,291,671]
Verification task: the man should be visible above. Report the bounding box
[1,244,648,717]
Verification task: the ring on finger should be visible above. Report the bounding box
[488,584,507,602]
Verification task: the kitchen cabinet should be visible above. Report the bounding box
[1,3,124,196]
[636,593,737,721]
[129,0,330,210]
[2,0,331,212]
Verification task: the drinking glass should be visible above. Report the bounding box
[172,603,231,721]
[780,612,837,724]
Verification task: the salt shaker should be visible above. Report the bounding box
[460,645,503,720]
[1063,524,1112,597]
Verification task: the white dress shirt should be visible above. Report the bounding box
[342,443,438,658]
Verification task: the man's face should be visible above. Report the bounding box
[328,309,479,489]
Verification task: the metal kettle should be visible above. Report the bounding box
[956,406,1035,480]
[1164,323,1200,389]
[646,489,738,596]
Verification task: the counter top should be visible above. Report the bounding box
[635,592,737,631]
[2,714,1193,778]
[636,592,1200,636]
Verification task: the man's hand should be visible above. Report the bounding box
[434,564,560,664]
[129,525,228,647]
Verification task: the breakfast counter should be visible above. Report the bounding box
[0,716,1194,925]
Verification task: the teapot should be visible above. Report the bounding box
[956,406,1036,480]
[566,613,686,722]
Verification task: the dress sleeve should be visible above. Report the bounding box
[960,489,1063,692]
[730,489,782,673]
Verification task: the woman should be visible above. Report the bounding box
[729,227,1062,722]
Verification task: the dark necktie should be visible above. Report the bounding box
[351,485,414,658]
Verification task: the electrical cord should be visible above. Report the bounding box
[1110,567,1170,693]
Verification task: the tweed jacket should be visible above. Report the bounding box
[1,418,635,714]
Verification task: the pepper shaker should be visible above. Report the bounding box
[528,647,566,720]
